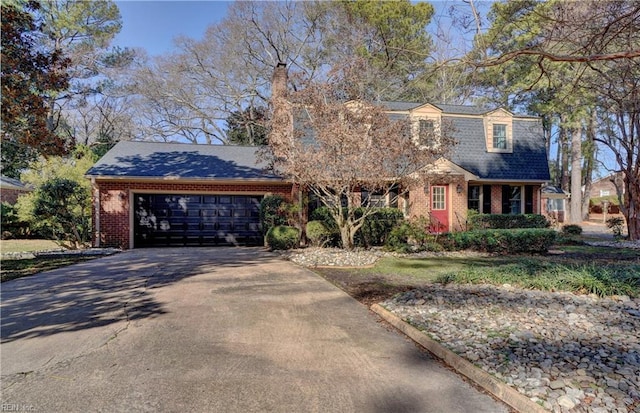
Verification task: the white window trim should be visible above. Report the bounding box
[412,116,441,150]
[485,110,513,153]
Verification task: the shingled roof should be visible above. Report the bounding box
[381,101,550,182]
[89,101,549,184]
[447,116,550,182]
[86,141,281,181]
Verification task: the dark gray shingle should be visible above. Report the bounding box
[86,141,281,180]
[448,116,550,181]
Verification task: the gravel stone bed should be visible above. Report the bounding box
[279,246,489,267]
[382,285,640,413]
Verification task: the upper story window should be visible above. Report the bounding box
[413,117,440,148]
[493,124,507,149]
[485,109,513,153]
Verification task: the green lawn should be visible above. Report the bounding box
[347,245,640,298]
[0,239,98,282]
[0,239,62,253]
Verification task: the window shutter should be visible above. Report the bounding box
[525,185,534,214]
[501,185,511,214]
[482,185,492,214]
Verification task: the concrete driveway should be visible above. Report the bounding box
[1,248,508,412]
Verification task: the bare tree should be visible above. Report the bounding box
[130,1,324,144]
[266,62,455,249]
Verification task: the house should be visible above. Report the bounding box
[0,175,32,205]
[540,185,569,224]
[589,173,624,214]
[591,173,624,198]
[87,67,550,249]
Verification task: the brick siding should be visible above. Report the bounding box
[0,188,30,205]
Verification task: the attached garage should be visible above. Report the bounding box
[134,193,263,247]
[86,141,294,249]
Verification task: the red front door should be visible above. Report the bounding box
[430,185,449,233]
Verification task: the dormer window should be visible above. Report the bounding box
[413,117,440,148]
[493,124,507,149]
[419,119,435,146]
[485,109,513,153]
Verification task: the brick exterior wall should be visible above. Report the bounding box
[406,178,467,232]
[490,185,503,214]
[0,188,29,205]
[95,179,545,249]
[94,180,293,249]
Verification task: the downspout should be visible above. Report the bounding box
[92,178,100,248]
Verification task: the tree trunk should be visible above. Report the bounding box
[581,110,596,220]
[559,121,570,192]
[624,172,640,241]
[569,126,582,224]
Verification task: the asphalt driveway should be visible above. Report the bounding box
[1,248,508,412]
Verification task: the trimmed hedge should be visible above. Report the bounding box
[306,220,331,247]
[468,213,550,230]
[309,206,405,248]
[561,224,583,235]
[439,228,557,254]
[266,225,300,250]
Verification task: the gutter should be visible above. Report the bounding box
[84,175,288,185]
[468,179,548,184]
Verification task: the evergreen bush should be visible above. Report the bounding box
[468,213,550,230]
[439,228,557,254]
[266,225,300,250]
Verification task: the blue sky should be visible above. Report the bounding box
[113,1,231,55]
[112,1,473,56]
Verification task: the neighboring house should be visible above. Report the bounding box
[87,67,550,249]
[540,185,569,224]
[590,173,624,199]
[589,173,624,214]
[0,175,32,205]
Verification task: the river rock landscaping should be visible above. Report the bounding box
[382,284,640,413]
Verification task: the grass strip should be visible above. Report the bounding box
[1,256,98,282]
[435,259,640,297]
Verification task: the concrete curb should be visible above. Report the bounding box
[371,303,548,413]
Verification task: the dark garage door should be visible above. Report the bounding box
[134,194,263,247]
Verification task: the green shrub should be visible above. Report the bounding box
[355,208,405,247]
[266,225,300,250]
[260,195,290,235]
[309,206,341,247]
[310,206,405,248]
[0,202,30,239]
[439,229,557,254]
[384,216,440,253]
[606,217,624,239]
[32,178,91,248]
[468,213,550,230]
[562,224,583,235]
[306,221,330,247]
[385,222,411,252]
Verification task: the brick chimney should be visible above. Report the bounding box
[269,62,293,149]
[271,62,287,100]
